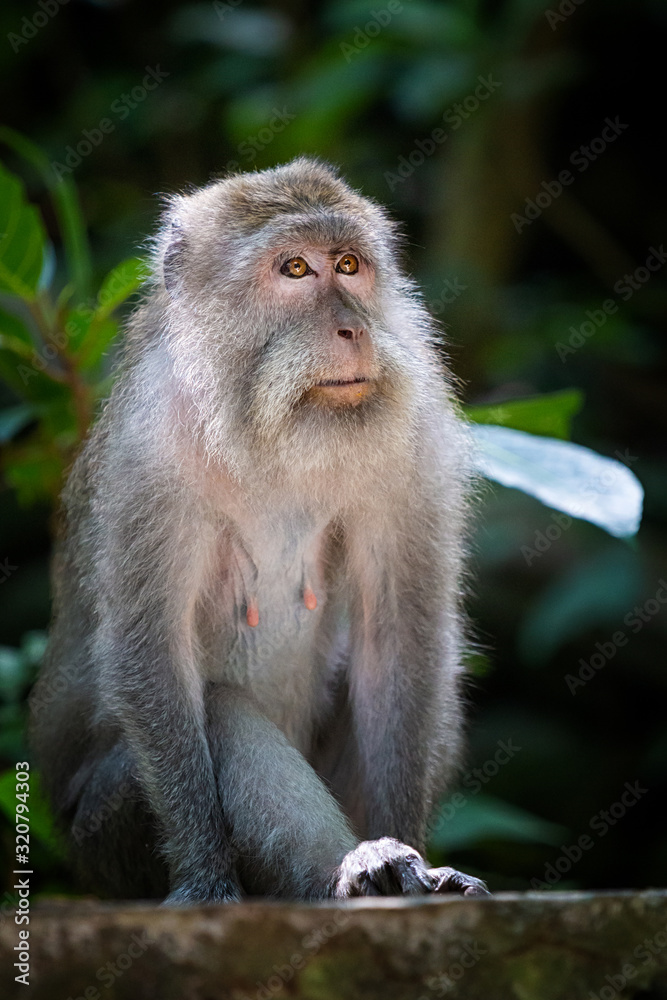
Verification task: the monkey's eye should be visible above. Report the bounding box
[335,254,359,275]
[280,257,312,278]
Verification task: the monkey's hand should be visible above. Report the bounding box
[428,866,490,897]
[329,838,434,898]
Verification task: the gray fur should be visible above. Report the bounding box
[30,158,484,901]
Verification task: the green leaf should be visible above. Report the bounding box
[0,768,66,858]
[0,646,27,700]
[62,306,95,355]
[66,257,146,367]
[64,306,112,362]
[267,51,386,152]
[0,704,28,760]
[0,127,92,299]
[0,308,71,402]
[77,318,120,371]
[0,633,44,699]
[20,630,48,667]
[0,332,34,362]
[171,4,290,56]
[465,389,583,440]
[430,794,567,851]
[391,54,477,121]
[38,394,79,440]
[94,256,148,322]
[517,547,644,665]
[4,445,65,505]
[471,425,644,538]
[0,346,69,403]
[0,304,33,346]
[0,163,46,300]
[0,404,35,442]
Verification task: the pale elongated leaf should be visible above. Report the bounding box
[471,424,643,538]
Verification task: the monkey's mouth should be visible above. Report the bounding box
[317,377,368,387]
[306,376,373,408]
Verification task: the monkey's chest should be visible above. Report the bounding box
[208,521,340,746]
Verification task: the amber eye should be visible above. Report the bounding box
[280,257,311,278]
[335,254,359,275]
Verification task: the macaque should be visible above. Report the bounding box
[30,158,488,901]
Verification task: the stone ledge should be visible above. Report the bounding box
[1,890,666,999]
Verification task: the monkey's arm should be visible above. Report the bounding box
[103,636,239,903]
[345,509,462,849]
[94,487,240,903]
[335,489,489,897]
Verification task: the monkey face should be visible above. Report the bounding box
[267,245,377,409]
[156,160,434,487]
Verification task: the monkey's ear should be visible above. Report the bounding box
[163,219,186,298]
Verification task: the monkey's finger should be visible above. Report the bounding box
[358,877,384,896]
[364,856,430,896]
[428,866,490,897]
[398,855,436,895]
[331,872,378,897]
[363,842,433,896]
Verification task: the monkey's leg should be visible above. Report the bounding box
[205,685,436,900]
[67,744,169,899]
[99,627,244,904]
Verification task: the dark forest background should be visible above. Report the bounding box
[0,0,665,897]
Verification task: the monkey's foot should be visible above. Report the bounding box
[330,837,434,898]
[428,866,490,897]
[163,874,243,905]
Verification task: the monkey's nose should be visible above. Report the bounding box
[337,328,364,340]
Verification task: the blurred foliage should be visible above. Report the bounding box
[0,131,147,504]
[0,0,665,898]
[465,388,583,439]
